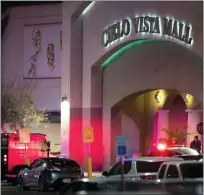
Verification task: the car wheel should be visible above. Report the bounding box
[17,176,29,191]
[38,175,49,192]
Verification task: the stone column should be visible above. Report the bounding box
[103,106,111,170]
[61,1,81,158]
[157,109,170,141]
[186,109,202,147]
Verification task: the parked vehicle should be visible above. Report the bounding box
[101,157,183,181]
[1,132,49,184]
[148,144,203,160]
[156,160,203,181]
[156,160,203,195]
[17,157,84,191]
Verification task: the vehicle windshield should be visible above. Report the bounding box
[171,148,199,155]
[180,163,203,178]
[45,158,79,168]
[136,161,164,173]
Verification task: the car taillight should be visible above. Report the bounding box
[4,155,7,162]
[140,175,156,180]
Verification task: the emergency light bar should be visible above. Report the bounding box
[157,143,166,150]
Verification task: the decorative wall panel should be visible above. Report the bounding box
[24,23,62,78]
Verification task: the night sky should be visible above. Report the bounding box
[1,1,61,14]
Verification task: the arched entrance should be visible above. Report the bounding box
[90,39,202,169]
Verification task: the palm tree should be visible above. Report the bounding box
[162,126,191,144]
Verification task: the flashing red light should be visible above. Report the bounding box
[157,143,166,150]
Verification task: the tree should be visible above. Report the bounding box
[162,126,191,144]
[1,79,49,132]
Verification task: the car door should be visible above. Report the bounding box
[165,165,180,182]
[32,159,45,185]
[27,159,45,185]
[164,165,182,192]
[107,161,132,180]
[25,160,40,184]
[158,164,167,180]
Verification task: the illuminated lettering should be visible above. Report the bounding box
[101,15,193,47]
[163,17,192,44]
[133,16,160,34]
[102,19,131,46]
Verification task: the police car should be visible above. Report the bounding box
[99,157,183,182]
[148,143,202,160]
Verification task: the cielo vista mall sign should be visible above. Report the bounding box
[101,15,193,47]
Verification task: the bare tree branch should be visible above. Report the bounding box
[1,79,49,131]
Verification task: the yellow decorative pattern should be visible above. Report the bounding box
[47,43,55,72]
[28,28,41,77]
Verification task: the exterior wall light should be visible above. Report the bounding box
[62,96,67,102]
[182,93,189,103]
[60,96,70,158]
[182,93,193,105]
[155,90,165,103]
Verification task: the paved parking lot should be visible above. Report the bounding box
[1,172,102,194]
[1,185,58,195]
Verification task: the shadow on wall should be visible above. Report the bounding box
[109,89,201,164]
[168,95,188,133]
[110,89,153,164]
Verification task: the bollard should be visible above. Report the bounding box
[87,156,92,178]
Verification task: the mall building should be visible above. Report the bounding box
[2,1,203,170]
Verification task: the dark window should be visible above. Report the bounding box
[67,160,80,168]
[136,161,164,173]
[117,161,132,174]
[40,141,47,151]
[158,164,167,179]
[109,161,132,175]
[124,161,132,174]
[166,165,179,178]
[31,160,43,169]
[109,162,121,175]
[180,163,203,178]
[30,160,37,168]
[46,111,61,123]
[45,158,79,168]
